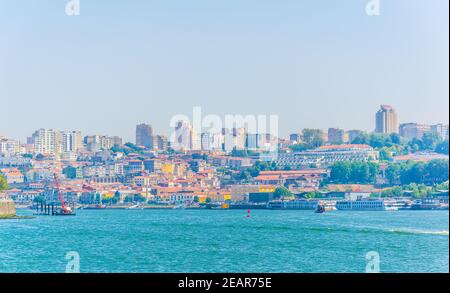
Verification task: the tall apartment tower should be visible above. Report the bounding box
[61,131,83,152]
[33,129,56,155]
[375,105,398,134]
[136,123,153,149]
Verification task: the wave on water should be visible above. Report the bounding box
[386,228,449,236]
[296,225,449,236]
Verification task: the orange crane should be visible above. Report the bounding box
[53,173,74,215]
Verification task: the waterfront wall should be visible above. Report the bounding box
[0,200,16,217]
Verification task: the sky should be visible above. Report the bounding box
[0,0,448,143]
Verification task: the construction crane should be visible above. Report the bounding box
[53,173,75,215]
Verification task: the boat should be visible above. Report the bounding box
[127,203,139,210]
[268,199,336,211]
[411,198,445,210]
[336,199,399,211]
[84,204,107,210]
[172,204,185,209]
[314,204,325,213]
[52,206,76,216]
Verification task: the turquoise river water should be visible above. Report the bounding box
[0,209,448,272]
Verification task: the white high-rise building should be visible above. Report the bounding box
[33,129,56,155]
[0,137,19,155]
[61,131,83,152]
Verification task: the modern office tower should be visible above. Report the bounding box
[136,123,153,149]
[328,128,345,144]
[399,123,431,140]
[33,129,56,155]
[430,124,449,140]
[375,105,398,134]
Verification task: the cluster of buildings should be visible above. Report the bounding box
[0,105,448,208]
[275,144,379,169]
[375,104,448,140]
[289,105,448,146]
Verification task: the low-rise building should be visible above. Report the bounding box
[275,144,378,169]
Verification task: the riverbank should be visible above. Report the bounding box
[0,199,17,218]
[0,214,35,220]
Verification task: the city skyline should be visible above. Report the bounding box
[1,0,449,142]
[1,0,448,279]
[1,103,448,144]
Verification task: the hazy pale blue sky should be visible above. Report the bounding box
[0,0,448,142]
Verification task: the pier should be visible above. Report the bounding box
[33,201,75,216]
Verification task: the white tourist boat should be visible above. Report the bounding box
[336,199,399,211]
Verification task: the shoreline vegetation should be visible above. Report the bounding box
[0,215,34,220]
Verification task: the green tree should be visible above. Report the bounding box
[330,161,378,184]
[425,159,449,184]
[62,166,77,179]
[330,161,351,183]
[133,194,146,202]
[367,162,379,183]
[302,129,324,148]
[422,132,441,150]
[408,138,424,152]
[379,148,393,161]
[349,161,370,183]
[436,181,449,191]
[402,162,426,184]
[385,163,401,185]
[274,186,293,199]
[304,191,320,199]
[351,133,369,145]
[389,133,401,145]
[289,143,309,152]
[0,175,8,191]
[435,139,449,155]
[369,134,389,148]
